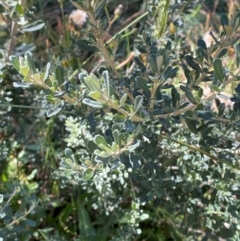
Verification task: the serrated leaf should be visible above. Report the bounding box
[133,95,143,114]
[213,58,225,82]
[82,98,104,108]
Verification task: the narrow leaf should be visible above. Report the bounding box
[113,129,122,147]
[44,62,51,82]
[9,55,20,70]
[47,105,63,117]
[102,70,110,96]
[55,65,64,85]
[22,20,45,32]
[185,90,198,105]
[185,55,201,71]
[133,95,143,114]
[213,58,225,82]
[120,93,127,106]
[82,98,104,108]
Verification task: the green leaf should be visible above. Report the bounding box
[113,129,121,147]
[24,219,36,227]
[213,58,225,82]
[88,91,103,102]
[22,20,45,32]
[76,39,99,52]
[133,95,143,114]
[185,55,201,71]
[162,66,173,82]
[221,14,229,27]
[9,55,20,71]
[216,48,228,58]
[102,70,111,96]
[16,3,24,15]
[136,77,149,92]
[13,82,32,88]
[148,53,158,74]
[0,194,3,204]
[25,52,36,74]
[184,118,198,134]
[119,93,127,107]
[70,1,86,11]
[44,62,51,83]
[218,103,225,117]
[185,90,198,105]
[65,148,73,159]
[198,87,203,98]
[94,0,106,20]
[83,98,104,108]
[171,87,180,108]
[47,104,63,117]
[94,150,112,157]
[76,197,96,241]
[115,39,127,60]
[94,135,111,149]
[197,39,207,50]
[55,65,64,85]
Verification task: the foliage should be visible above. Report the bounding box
[1,0,240,240]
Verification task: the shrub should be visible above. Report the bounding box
[1,0,240,240]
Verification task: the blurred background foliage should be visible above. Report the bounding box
[0,0,240,240]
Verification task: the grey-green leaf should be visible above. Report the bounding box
[185,90,198,105]
[82,98,104,108]
[102,70,111,96]
[22,20,45,32]
[47,105,63,117]
[134,95,143,114]
[44,62,51,82]
[213,58,225,82]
